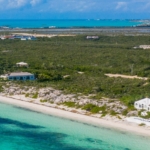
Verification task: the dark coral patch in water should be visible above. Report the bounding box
[0,117,43,129]
[86,138,103,143]
[0,128,98,150]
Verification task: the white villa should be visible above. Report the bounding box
[0,72,35,81]
[16,62,28,67]
[134,98,150,111]
[8,72,35,81]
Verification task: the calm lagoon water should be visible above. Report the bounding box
[0,19,142,28]
[0,101,150,150]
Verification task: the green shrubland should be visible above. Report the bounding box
[63,102,76,107]
[83,104,107,114]
[1,35,150,106]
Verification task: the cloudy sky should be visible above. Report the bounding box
[0,0,149,19]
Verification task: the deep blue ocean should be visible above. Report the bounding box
[0,19,143,28]
[0,101,150,150]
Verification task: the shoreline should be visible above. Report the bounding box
[1,27,150,34]
[12,32,76,38]
[0,95,150,137]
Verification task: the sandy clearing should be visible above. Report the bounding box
[12,33,76,38]
[105,74,148,80]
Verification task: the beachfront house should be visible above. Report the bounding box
[134,98,150,111]
[16,62,28,67]
[8,72,35,81]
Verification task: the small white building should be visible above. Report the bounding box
[86,36,99,39]
[0,36,6,40]
[16,62,28,67]
[134,98,150,111]
[21,38,27,41]
[0,75,8,80]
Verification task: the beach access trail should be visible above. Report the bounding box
[0,95,150,137]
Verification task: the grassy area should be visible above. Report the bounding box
[40,99,48,103]
[63,102,76,107]
[83,104,107,114]
[1,35,150,106]
[32,92,38,99]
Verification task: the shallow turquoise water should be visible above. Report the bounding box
[0,19,142,28]
[0,102,150,150]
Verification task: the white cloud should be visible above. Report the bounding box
[0,0,42,9]
[7,0,27,8]
[46,0,99,13]
[0,0,149,14]
[144,2,150,9]
[30,0,41,6]
[116,2,127,10]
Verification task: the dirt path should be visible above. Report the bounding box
[105,74,148,80]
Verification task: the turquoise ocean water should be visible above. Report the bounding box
[0,20,143,28]
[0,101,150,150]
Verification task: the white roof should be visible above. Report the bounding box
[9,72,33,77]
[87,36,99,38]
[135,98,150,105]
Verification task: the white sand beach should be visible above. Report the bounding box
[0,95,150,137]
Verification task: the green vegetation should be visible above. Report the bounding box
[144,112,150,119]
[138,110,150,119]
[110,110,118,116]
[122,109,129,116]
[32,92,38,99]
[1,35,150,107]
[25,93,29,97]
[63,102,76,107]
[0,83,3,92]
[83,104,107,114]
[117,115,122,119]
[139,123,145,126]
[40,99,48,103]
